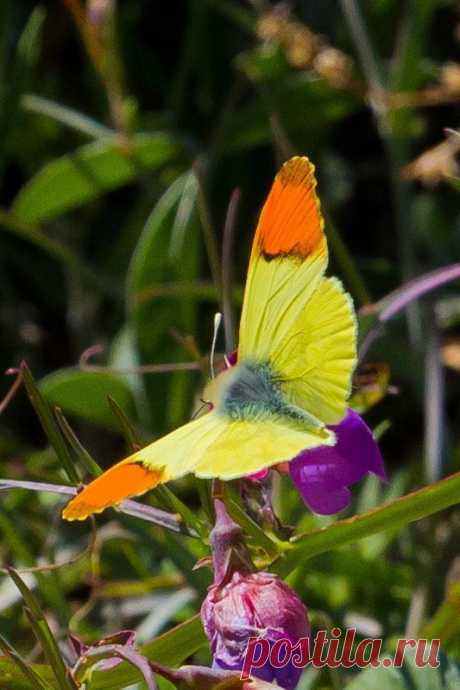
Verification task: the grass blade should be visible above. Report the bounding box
[21,362,79,484]
[7,569,77,690]
[155,485,207,539]
[0,633,52,690]
[107,395,142,451]
[21,94,113,138]
[54,408,103,478]
[274,469,460,577]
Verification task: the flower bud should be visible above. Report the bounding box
[201,570,309,690]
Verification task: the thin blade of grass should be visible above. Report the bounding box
[221,188,240,353]
[324,212,371,306]
[23,607,77,690]
[107,395,142,451]
[155,485,207,540]
[54,408,102,478]
[273,469,460,577]
[0,633,52,690]
[7,569,77,690]
[192,161,223,302]
[20,362,79,484]
[7,567,43,618]
[21,94,113,139]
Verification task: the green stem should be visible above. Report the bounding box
[21,94,113,138]
[325,212,371,305]
[273,470,460,577]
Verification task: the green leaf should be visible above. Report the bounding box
[447,176,460,192]
[0,7,46,176]
[273,469,460,578]
[356,470,409,560]
[40,368,138,432]
[0,633,52,690]
[155,484,208,539]
[344,660,406,690]
[0,659,56,690]
[8,569,77,690]
[127,172,202,429]
[12,132,184,223]
[23,608,77,690]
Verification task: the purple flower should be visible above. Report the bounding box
[289,408,386,515]
[201,570,309,690]
[225,351,385,515]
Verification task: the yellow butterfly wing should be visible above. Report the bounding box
[192,417,333,479]
[239,156,328,361]
[271,276,357,424]
[63,409,333,520]
[62,412,223,520]
[239,156,357,425]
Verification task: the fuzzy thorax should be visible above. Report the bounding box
[216,360,325,430]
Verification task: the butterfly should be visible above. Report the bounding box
[63,156,357,521]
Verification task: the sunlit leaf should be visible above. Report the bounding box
[40,369,138,432]
[12,132,184,223]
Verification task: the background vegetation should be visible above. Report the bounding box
[1,1,460,689]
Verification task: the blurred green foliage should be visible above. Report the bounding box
[1,1,460,689]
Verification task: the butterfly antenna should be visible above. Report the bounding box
[210,312,222,379]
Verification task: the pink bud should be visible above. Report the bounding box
[201,571,309,689]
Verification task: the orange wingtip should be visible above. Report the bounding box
[255,156,325,260]
[62,462,164,521]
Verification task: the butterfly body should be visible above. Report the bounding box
[218,360,325,431]
[62,156,357,521]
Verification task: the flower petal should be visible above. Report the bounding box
[247,469,270,482]
[289,409,385,515]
